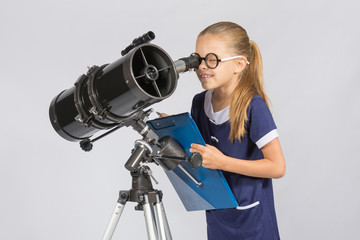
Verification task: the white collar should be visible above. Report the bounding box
[204,90,229,125]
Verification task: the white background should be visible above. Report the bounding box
[1,0,359,239]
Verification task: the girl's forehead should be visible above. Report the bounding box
[196,34,231,55]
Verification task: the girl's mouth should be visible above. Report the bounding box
[199,73,213,80]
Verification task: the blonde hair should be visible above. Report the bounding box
[199,22,270,142]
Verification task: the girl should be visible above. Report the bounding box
[189,22,285,240]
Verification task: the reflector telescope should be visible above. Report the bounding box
[49,43,178,141]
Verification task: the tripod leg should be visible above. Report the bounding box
[143,194,158,240]
[102,192,129,240]
[154,194,172,240]
[102,202,126,240]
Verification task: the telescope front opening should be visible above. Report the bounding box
[132,46,176,99]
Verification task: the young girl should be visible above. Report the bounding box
[189,22,285,240]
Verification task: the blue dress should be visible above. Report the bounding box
[191,90,280,240]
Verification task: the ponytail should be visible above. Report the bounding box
[229,40,270,142]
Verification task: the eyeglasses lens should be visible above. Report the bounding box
[205,53,218,69]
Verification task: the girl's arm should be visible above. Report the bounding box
[190,138,285,179]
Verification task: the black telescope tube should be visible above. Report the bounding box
[49,43,178,142]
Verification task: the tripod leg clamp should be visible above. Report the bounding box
[118,191,129,205]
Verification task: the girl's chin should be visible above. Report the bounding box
[201,83,214,90]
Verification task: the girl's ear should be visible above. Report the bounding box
[234,57,248,74]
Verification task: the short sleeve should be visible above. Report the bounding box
[248,96,278,149]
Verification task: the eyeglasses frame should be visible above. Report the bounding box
[193,52,249,69]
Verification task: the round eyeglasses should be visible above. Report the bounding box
[193,53,249,69]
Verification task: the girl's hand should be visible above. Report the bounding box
[190,143,226,170]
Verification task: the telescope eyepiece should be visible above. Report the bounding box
[174,53,201,73]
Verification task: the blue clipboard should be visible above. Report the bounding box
[147,112,238,211]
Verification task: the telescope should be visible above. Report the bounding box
[49,31,199,144]
[48,32,202,240]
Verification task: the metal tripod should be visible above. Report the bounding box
[102,165,172,240]
[95,109,200,240]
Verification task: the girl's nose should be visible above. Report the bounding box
[199,59,208,69]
